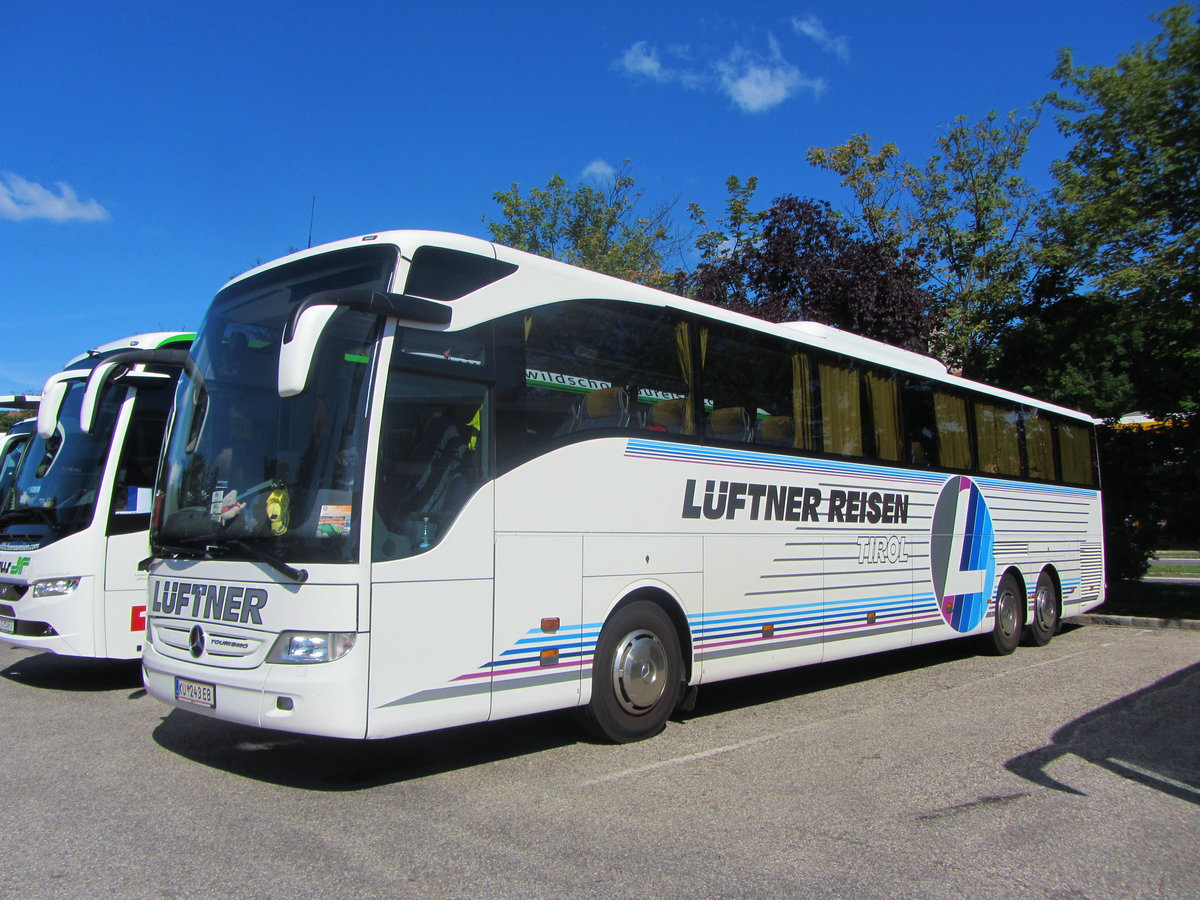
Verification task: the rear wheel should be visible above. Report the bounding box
[978,573,1023,655]
[1026,571,1060,646]
[579,600,683,743]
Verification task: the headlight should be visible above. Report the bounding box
[31,577,81,598]
[266,631,356,664]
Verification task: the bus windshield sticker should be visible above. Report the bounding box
[317,505,352,537]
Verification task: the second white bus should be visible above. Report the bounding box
[0,333,192,659]
[142,231,1104,742]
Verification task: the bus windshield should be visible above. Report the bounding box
[155,247,393,565]
[0,381,123,548]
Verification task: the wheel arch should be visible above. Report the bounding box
[605,584,695,685]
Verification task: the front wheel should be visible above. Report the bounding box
[1026,571,1060,646]
[579,600,683,743]
[978,573,1023,656]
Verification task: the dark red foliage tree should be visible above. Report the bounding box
[690,196,935,353]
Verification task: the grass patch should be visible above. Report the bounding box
[1097,580,1200,621]
[1148,564,1200,575]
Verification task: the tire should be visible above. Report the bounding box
[1025,571,1060,647]
[579,600,683,743]
[978,573,1023,656]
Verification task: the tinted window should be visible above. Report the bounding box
[493,299,690,470]
[1058,420,1096,486]
[975,401,1021,476]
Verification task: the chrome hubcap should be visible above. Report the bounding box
[997,589,1019,639]
[611,629,668,714]
[1035,585,1055,629]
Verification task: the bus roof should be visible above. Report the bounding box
[63,332,194,371]
[229,230,1097,425]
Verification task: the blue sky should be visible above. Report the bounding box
[1,0,1170,395]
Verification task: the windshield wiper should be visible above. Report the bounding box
[228,538,309,583]
[142,525,308,583]
[139,541,213,571]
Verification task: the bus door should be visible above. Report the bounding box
[102,382,173,658]
[367,366,495,738]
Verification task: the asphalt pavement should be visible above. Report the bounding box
[1,621,1198,899]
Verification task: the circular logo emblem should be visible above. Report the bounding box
[188,625,206,658]
[929,476,996,633]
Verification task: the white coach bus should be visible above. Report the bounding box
[142,231,1103,742]
[0,333,192,659]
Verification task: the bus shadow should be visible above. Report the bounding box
[1005,660,1200,805]
[0,650,143,692]
[151,626,1089,792]
[680,635,984,721]
[151,706,581,791]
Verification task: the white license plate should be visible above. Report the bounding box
[0,617,14,635]
[175,676,216,708]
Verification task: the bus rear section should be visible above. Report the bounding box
[0,333,192,659]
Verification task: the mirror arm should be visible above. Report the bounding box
[282,289,452,344]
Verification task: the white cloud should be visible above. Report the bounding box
[0,173,110,223]
[716,38,824,113]
[792,15,850,62]
[615,41,706,90]
[616,32,825,114]
[581,159,616,182]
[618,41,666,81]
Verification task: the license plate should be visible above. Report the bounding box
[175,676,216,708]
[0,617,14,635]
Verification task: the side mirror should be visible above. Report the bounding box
[277,289,452,398]
[37,370,89,439]
[79,349,192,434]
[278,304,339,398]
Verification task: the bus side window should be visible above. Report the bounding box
[1024,410,1056,481]
[494,299,691,468]
[864,368,903,462]
[1058,419,1096,486]
[902,378,938,467]
[698,321,796,447]
[374,371,488,561]
[933,389,974,470]
[818,359,863,458]
[975,400,1021,476]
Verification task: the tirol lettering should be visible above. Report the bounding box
[681,479,909,526]
[857,535,911,564]
[150,580,268,625]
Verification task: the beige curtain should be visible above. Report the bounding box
[819,362,862,457]
[975,402,1021,475]
[791,352,813,450]
[934,391,972,469]
[673,322,696,435]
[1058,422,1095,485]
[865,371,902,461]
[1024,413,1055,480]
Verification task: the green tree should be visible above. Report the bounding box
[807,109,1045,377]
[485,162,683,290]
[0,410,29,432]
[1032,3,1200,579]
[1042,1,1200,416]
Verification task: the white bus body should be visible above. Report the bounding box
[142,232,1104,742]
[0,333,193,659]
